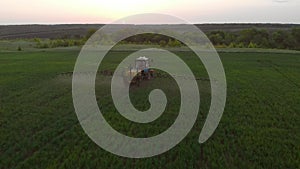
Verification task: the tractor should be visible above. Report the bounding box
[123,56,154,86]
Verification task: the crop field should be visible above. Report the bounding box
[0,47,299,169]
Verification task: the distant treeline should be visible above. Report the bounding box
[121,28,300,50]
[207,28,300,50]
[35,38,86,48]
[35,27,300,50]
[35,29,95,48]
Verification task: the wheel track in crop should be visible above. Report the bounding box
[14,118,80,169]
[12,90,113,168]
[257,60,300,89]
[2,82,75,168]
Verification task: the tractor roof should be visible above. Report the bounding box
[136,56,149,61]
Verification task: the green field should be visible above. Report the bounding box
[0,47,299,169]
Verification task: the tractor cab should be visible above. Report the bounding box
[124,56,154,86]
[135,56,150,72]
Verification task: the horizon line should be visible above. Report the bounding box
[1,22,300,26]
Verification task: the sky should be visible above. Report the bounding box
[0,0,299,24]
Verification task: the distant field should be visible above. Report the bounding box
[0,24,298,39]
[0,47,299,168]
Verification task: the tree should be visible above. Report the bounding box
[224,33,236,46]
[159,40,167,47]
[209,33,223,45]
[271,30,295,49]
[17,45,22,51]
[236,42,245,48]
[228,42,236,48]
[167,39,181,47]
[248,42,258,48]
[86,28,97,39]
[292,28,300,42]
[292,28,300,50]
[172,39,182,47]
[238,28,256,45]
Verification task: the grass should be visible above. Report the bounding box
[0,47,299,169]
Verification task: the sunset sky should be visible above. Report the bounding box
[0,0,299,24]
